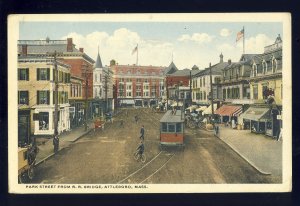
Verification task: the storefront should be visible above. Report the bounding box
[18,109,31,146]
[240,106,271,134]
[214,105,242,124]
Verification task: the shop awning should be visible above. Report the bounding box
[171,102,183,107]
[215,105,242,116]
[202,104,218,115]
[196,106,207,112]
[186,105,197,112]
[240,107,271,121]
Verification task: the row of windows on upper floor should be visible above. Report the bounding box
[18,68,71,83]
[192,77,221,88]
[118,85,164,90]
[18,90,69,105]
[251,59,282,77]
[118,78,164,83]
[116,69,164,76]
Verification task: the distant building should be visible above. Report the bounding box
[93,50,114,115]
[192,53,226,106]
[110,62,166,107]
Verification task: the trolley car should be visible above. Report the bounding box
[159,110,185,148]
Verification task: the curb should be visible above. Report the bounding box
[36,129,93,166]
[218,137,272,175]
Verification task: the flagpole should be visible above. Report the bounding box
[243,26,245,54]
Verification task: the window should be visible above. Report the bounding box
[272,58,277,73]
[262,61,267,74]
[37,90,50,104]
[18,91,29,105]
[203,91,206,100]
[223,89,226,99]
[253,65,257,77]
[203,77,205,86]
[39,112,49,130]
[168,124,175,132]
[144,79,148,83]
[162,123,167,132]
[136,91,141,97]
[18,68,29,80]
[176,123,182,132]
[262,84,269,100]
[227,88,231,99]
[196,93,200,100]
[95,74,98,82]
[200,78,202,87]
[37,68,50,81]
[126,78,132,82]
[136,78,141,83]
[253,85,258,99]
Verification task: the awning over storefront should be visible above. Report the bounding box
[196,106,207,112]
[186,105,197,112]
[240,107,271,121]
[215,105,242,117]
[121,99,135,104]
[171,102,183,107]
[202,104,218,115]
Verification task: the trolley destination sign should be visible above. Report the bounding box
[8,13,291,193]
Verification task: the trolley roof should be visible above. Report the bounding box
[160,110,184,123]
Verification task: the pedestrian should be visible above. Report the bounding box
[135,115,139,124]
[53,133,59,153]
[120,119,124,128]
[139,125,145,140]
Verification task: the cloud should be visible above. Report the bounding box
[217,43,235,52]
[220,28,231,37]
[237,33,274,53]
[62,28,174,66]
[177,33,214,44]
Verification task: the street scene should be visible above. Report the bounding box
[15,16,285,187]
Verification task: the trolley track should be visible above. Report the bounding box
[117,150,175,184]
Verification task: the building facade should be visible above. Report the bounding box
[18,38,95,131]
[18,57,71,142]
[110,62,165,107]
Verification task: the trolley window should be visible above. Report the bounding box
[162,123,167,132]
[176,123,182,132]
[168,124,175,132]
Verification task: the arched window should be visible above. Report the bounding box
[262,60,267,74]
[272,57,277,73]
[252,64,257,77]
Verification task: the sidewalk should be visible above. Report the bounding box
[217,125,282,175]
[36,121,94,165]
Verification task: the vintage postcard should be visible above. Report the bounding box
[8,13,292,193]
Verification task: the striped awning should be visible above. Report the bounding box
[215,105,242,116]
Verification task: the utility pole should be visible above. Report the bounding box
[103,69,110,113]
[47,51,59,136]
[82,63,89,131]
[209,63,214,116]
[189,70,192,106]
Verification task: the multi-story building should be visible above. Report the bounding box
[69,76,84,129]
[192,53,226,106]
[18,38,95,128]
[165,63,198,107]
[242,34,283,137]
[93,50,114,116]
[110,61,165,107]
[18,56,71,142]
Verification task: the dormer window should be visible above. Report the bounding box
[252,64,257,77]
[272,57,277,73]
[262,60,267,74]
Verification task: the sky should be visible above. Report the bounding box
[19,22,282,69]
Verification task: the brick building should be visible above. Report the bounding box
[110,62,165,107]
[18,37,95,130]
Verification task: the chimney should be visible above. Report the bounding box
[228,59,232,65]
[21,45,27,56]
[79,48,84,53]
[219,53,223,63]
[67,38,73,52]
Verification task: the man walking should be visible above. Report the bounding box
[53,133,59,153]
[139,125,145,140]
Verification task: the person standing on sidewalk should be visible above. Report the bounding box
[53,133,59,153]
[139,125,145,140]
